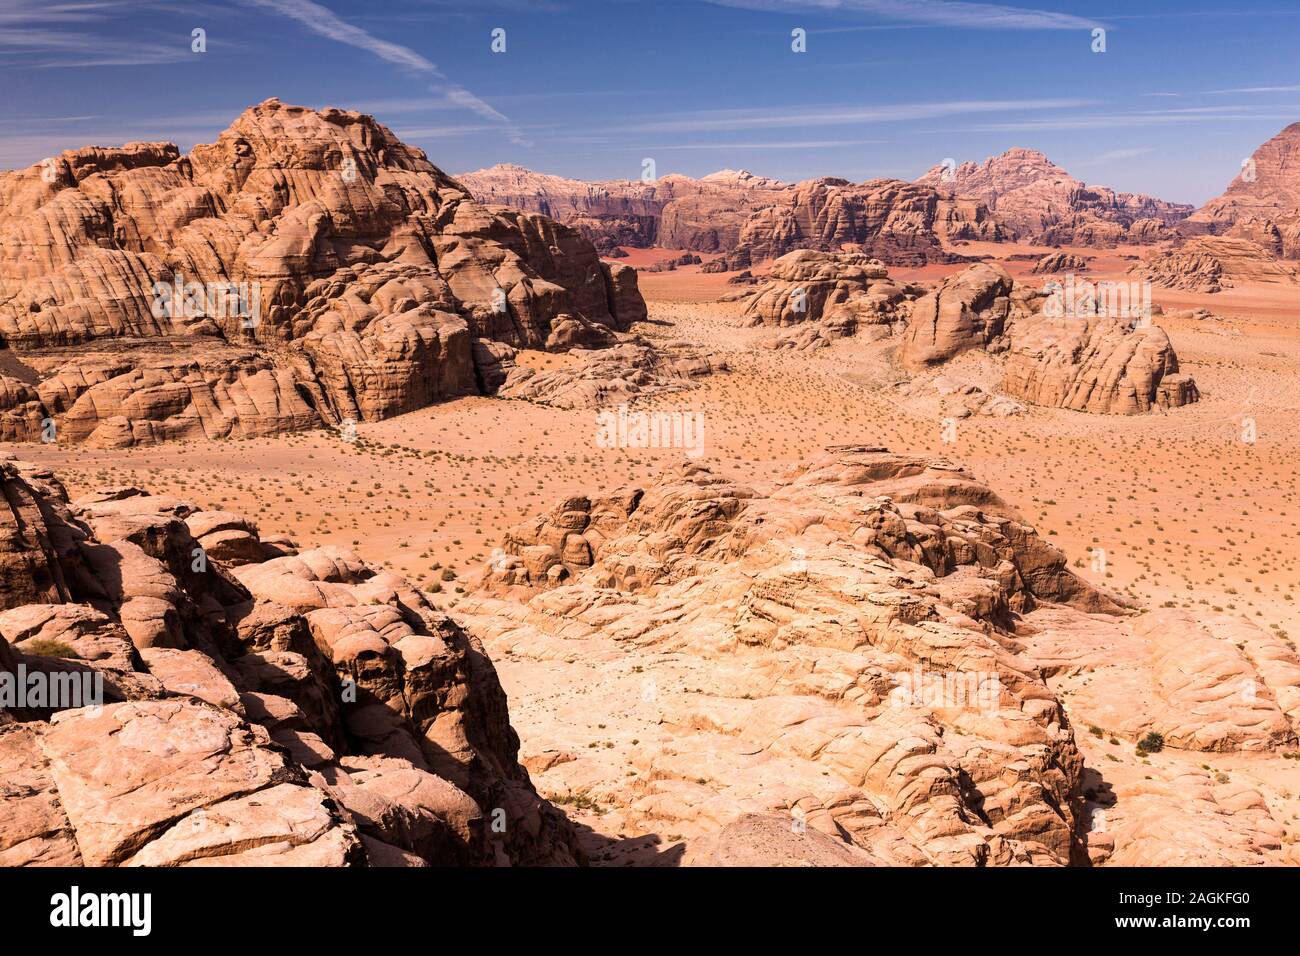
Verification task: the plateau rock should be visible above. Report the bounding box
[456,164,789,255]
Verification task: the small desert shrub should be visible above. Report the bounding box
[23,638,80,659]
[1136,731,1165,755]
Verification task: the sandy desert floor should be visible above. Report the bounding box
[9,244,1300,862]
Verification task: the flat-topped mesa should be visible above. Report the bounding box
[708,177,999,272]
[0,456,583,867]
[1189,122,1300,259]
[456,163,790,254]
[735,253,1199,415]
[0,98,647,446]
[917,147,1193,246]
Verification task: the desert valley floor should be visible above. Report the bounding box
[8,243,1300,865]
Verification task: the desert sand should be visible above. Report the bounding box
[10,239,1300,864]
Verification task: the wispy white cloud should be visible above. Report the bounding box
[613,98,1093,134]
[1207,84,1300,94]
[0,2,196,67]
[966,107,1299,132]
[1077,146,1156,165]
[237,0,530,144]
[701,0,1103,30]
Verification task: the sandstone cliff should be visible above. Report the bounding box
[1188,123,1300,259]
[736,252,1199,415]
[0,455,582,866]
[0,99,647,447]
[456,164,789,255]
[917,148,1192,246]
[709,177,998,270]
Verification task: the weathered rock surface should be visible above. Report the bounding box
[495,342,726,409]
[456,164,789,255]
[461,447,1124,866]
[1001,315,1199,414]
[0,455,583,866]
[736,254,1197,415]
[740,250,917,349]
[1031,252,1089,274]
[714,178,997,270]
[899,263,1018,369]
[917,148,1192,246]
[1189,122,1300,259]
[0,100,646,447]
[1132,236,1299,293]
[459,446,1297,866]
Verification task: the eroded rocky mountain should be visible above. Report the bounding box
[1132,235,1300,293]
[461,165,999,268]
[0,455,581,866]
[704,177,1000,271]
[456,164,789,255]
[0,99,648,447]
[734,250,1198,415]
[916,148,1193,246]
[1188,122,1300,259]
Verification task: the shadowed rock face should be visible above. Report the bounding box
[0,99,645,447]
[0,456,583,867]
[735,253,1199,415]
[1189,123,1300,259]
[917,148,1192,246]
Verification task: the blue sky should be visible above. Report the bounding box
[1,0,1297,204]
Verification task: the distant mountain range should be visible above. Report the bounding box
[459,126,1300,268]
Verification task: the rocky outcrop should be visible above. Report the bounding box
[456,164,789,255]
[739,250,917,344]
[917,148,1192,246]
[462,446,1119,866]
[0,456,583,866]
[1001,316,1200,414]
[735,255,1197,415]
[898,263,1018,369]
[1132,236,1300,292]
[495,342,725,408]
[1031,252,1089,274]
[459,446,1297,866]
[0,100,646,447]
[1189,123,1300,259]
[714,178,997,270]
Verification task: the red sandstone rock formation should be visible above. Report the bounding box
[0,455,582,866]
[917,148,1192,246]
[456,164,789,254]
[0,100,647,447]
[1188,123,1300,259]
